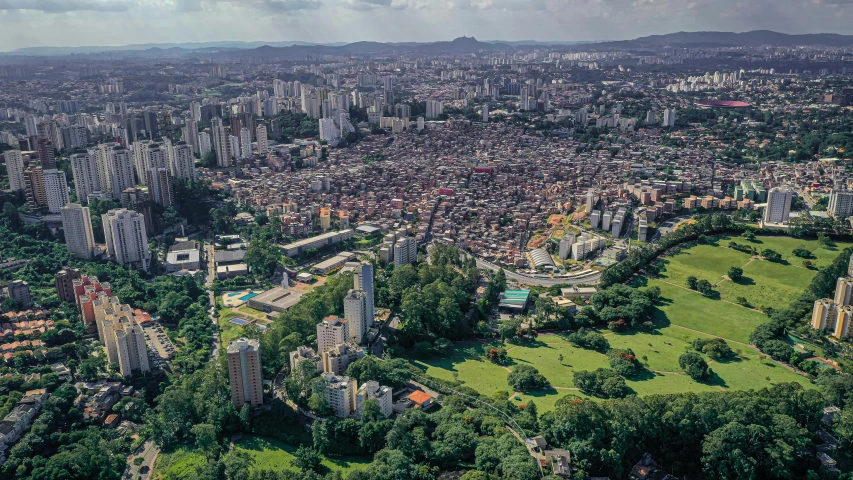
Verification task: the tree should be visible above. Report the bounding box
[361,398,383,422]
[686,276,698,290]
[191,423,219,458]
[727,266,743,281]
[292,445,322,472]
[695,279,713,296]
[679,352,711,381]
[507,365,549,392]
[761,249,782,262]
[792,246,811,258]
[244,236,281,279]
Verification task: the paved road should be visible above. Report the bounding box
[472,256,601,286]
[124,439,159,480]
[650,214,694,243]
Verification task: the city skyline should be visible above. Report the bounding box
[3,0,853,51]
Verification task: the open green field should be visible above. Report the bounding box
[234,436,371,474]
[644,279,767,344]
[217,308,266,346]
[655,234,851,311]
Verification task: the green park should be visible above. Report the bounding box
[414,233,837,412]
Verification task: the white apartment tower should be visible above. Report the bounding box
[763,187,793,224]
[350,262,374,329]
[240,127,252,159]
[4,150,26,192]
[317,316,349,353]
[169,143,196,182]
[43,169,69,213]
[70,152,101,204]
[199,131,212,156]
[321,372,356,418]
[256,125,268,155]
[61,203,96,259]
[211,118,232,167]
[227,338,264,408]
[828,190,853,218]
[102,208,151,271]
[344,290,370,344]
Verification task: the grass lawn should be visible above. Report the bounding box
[234,436,371,474]
[715,259,815,311]
[749,235,852,270]
[153,446,206,480]
[218,308,263,346]
[413,344,509,397]
[657,241,752,286]
[645,279,768,344]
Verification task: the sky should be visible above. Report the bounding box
[2,0,853,50]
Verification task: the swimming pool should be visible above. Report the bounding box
[239,292,259,301]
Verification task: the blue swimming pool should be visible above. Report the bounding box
[228,317,250,326]
[239,292,259,301]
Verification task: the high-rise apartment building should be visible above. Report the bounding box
[394,236,418,267]
[350,262,374,329]
[425,100,443,119]
[256,125,268,155]
[344,290,369,344]
[240,127,252,159]
[54,267,81,303]
[5,280,31,308]
[211,118,231,167]
[36,138,56,169]
[146,167,174,207]
[183,119,200,154]
[70,152,101,204]
[317,315,349,353]
[199,132,212,157]
[4,150,26,192]
[23,166,47,211]
[355,380,392,420]
[92,295,150,377]
[102,208,150,271]
[763,187,792,224]
[321,343,364,375]
[43,169,69,213]
[61,204,96,259]
[168,142,196,183]
[321,372,356,418]
[828,190,853,218]
[227,338,263,408]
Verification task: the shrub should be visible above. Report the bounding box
[484,345,508,365]
[607,349,642,377]
[573,368,630,398]
[692,338,735,360]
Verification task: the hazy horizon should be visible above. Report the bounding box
[2,0,853,51]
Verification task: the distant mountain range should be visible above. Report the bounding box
[6,31,853,57]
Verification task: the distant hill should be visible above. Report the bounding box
[581,30,853,49]
[7,31,853,57]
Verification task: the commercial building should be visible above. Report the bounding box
[310,252,355,275]
[321,373,356,418]
[245,285,302,313]
[281,229,353,257]
[355,380,393,420]
[102,209,151,271]
[61,204,96,259]
[227,338,263,408]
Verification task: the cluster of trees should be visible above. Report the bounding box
[506,365,549,392]
[0,384,127,479]
[540,383,826,479]
[573,368,631,398]
[392,246,479,344]
[761,248,783,263]
[564,328,610,352]
[692,337,735,361]
[601,213,739,287]
[607,349,643,377]
[686,276,714,296]
[584,284,657,331]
